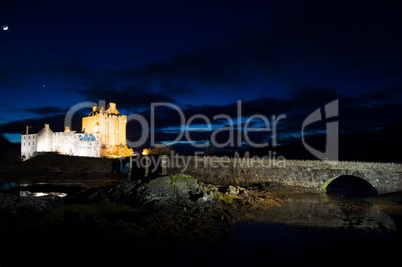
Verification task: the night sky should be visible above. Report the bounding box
[1,0,401,152]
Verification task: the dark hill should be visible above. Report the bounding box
[219,120,402,163]
[0,152,121,182]
[15,152,120,176]
[0,136,20,166]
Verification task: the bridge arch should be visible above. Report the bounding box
[320,175,378,197]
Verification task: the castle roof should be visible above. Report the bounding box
[88,102,120,116]
[23,124,52,135]
[89,106,100,116]
[106,103,120,115]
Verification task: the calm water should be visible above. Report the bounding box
[0,177,121,191]
[167,193,399,266]
[1,179,400,266]
[0,177,121,199]
[245,193,396,230]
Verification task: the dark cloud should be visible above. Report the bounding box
[1,0,401,151]
[25,106,68,115]
[0,113,82,135]
[125,87,402,148]
[75,82,176,110]
[55,0,401,107]
[0,0,396,111]
[358,87,402,103]
[1,86,401,152]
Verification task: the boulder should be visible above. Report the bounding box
[0,191,63,218]
[67,175,218,213]
[139,175,217,213]
[219,185,250,196]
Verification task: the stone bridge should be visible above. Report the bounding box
[165,156,402,194]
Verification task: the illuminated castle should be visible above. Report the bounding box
[21,103,132,160]
[82,102,132,157]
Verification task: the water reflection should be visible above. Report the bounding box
[0,177,121,198]
[18,191,68,198]
[169,193,399,266]
[0,182,18,190]
[244,193,396,232]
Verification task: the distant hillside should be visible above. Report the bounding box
[222,120,402,163]
[337,120,402,162]
[0,136,20,166]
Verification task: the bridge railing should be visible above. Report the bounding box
[278,159,401,171]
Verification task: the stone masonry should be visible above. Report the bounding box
[166,156,402,194]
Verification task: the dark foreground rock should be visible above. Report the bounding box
[67,174,219,214]
[0,175,238,266]
[0,191,62,218]
[0,176,288,266]
[0,190,63,233]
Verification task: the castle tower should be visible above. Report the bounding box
[82,102,131,157]
[94,117,100,133]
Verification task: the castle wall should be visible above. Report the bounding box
[53,131,100,158]
[73,138,100,157]
[53,131,77,155]
[22,127,101,160]
[21,134,38,160]
[37,124,53,152]
[119,115,127,146]
[21,103,129,160]
[82,115,97,133]
[82,103,129,157]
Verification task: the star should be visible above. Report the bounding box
[2,25,8,31]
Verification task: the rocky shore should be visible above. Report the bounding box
[0,174,284,266]
[2,169,402,266]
